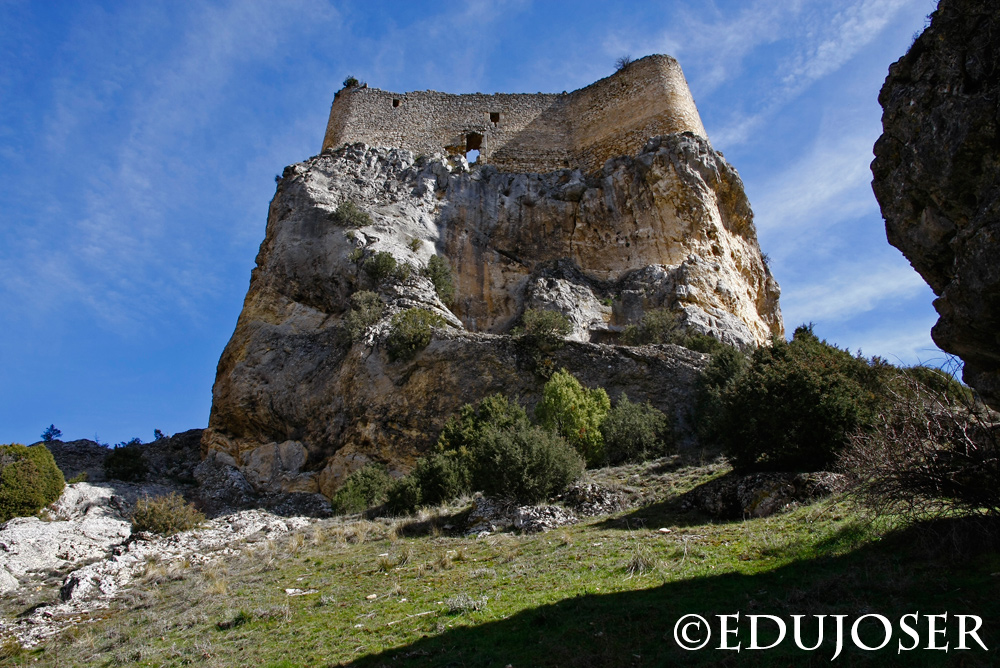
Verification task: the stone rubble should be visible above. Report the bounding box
[0,481,313,649]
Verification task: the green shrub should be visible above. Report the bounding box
[131,492,205,535]
[385,475,422,514]
[676,331,728,355]
[104,440,148,482]
[0,444,65,523]
[535,369,610,467]
[343,75,360,88]
[407,238,422,252]
[600,394,672,465]
[622,309,678,345]
[364,251,398,283]
[467,423,584,503]
[705,325,891,472]
[331,463,393,514]
[521,308,572,340]
[411,452,470,506]
[423,255,455,304]
[437,393,532,453]
[386,308,446,361]
[345,291,385,343]
[330,200,372,228]
[695,344,749,444]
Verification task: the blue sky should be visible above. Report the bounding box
[1,0,942,445]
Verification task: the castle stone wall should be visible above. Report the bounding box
[321,54,706,173]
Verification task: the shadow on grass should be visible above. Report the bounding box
[342,518,1000,667]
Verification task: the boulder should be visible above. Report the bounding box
[872,0,1000,408]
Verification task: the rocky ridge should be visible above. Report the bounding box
[205,134,783,496]
[872,0,1000,408]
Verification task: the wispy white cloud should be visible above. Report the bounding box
[781,262,928,323]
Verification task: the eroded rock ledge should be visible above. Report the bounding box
[205,135,783,496]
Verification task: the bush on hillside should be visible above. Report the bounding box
[330,200,372,228]
[331,463,393,514]
[385,308,446,361]
[535,369,610,467]
[600,394,672,465]
[466,423,584,503]
[411,452,470,507]
[104,439,149,482]
[704,324,891,472]
[0,444,65,523]
[437,393,531,453]
[131,493,205,536]
[345,290,385,343]
[385,475,422,515]
[422,255,456,304]
[841,372,1000,518]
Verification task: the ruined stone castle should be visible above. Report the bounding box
[322,54,707,174]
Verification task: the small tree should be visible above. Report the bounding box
[615,55,633,71]
[535,369,611,467]
[153,429,166,441]
[40,425,62,442]
[343,75,360,88]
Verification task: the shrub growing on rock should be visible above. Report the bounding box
[364,251,398,284]
[345,291,385,343]
[600,393,672,465]
[331,463,393,514]
[40,424,62,442]
[705,325,890,472]
[521,308,572,341]
[422,255,455,304]
[330,200,372,228]
[131,492,205,535]
[385,308,446,361]
[0,444,65,523]
[385,475,422,515]
[622,309,678,345]
[535,369,610,467]
[104,439,149,482]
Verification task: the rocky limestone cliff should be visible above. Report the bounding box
[872,0,1000,407]
[205,134,783,496]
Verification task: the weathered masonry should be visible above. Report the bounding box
[322,54,707,174]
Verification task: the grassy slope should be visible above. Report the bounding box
[5,460,999,667]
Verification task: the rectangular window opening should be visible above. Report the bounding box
[490,112,500,124]
[392,99,401,108]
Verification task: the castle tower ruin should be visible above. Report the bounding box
[322,54,707,174]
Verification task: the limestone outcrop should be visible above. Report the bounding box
[872,0,1000,407]
[205,132,782,496]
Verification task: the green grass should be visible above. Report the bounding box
[4,459,999,666]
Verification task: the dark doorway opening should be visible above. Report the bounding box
[466,132,483,164]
